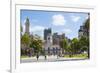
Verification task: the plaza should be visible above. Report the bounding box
[21,10,90,63]
[21,55,88,63]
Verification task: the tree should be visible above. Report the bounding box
[21,33,30,47]
[79,36,89,58]
[84,18,90,31]
[79,36,89,50]
[60,38,68,54]
[21,33,31,56]
[30,35,43,55]
[21,25,23,32]
[71,38,80,55]
[67,44,73,57]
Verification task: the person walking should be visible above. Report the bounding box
[45,55,47,60]
[36,54,39,61]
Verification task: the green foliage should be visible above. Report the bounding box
[79,36,89,58]
[60,38,68,52]
[21,25,23,32]
[21,33,30,47]
[21,33,43,56]
[79,36,89,51]
[84,18,90,31]
[64,53,88,58]
[67,45,73,57]
[71,38,80,54]
[30,36,43,54]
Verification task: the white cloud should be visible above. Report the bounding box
[21,24,25,35]
[58,29,72,35]
[62,29,72,34]
[21,22,45,34]
[71,15,81,22]
[52,14,66,26]
[21,19,26,35]
[30,25,45,33]
[30,25,46,39]
[85,15,89,20]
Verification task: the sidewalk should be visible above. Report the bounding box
[20,55,88,63]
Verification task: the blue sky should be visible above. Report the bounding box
[21,10,89,39]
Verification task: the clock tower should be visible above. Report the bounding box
[25,17,30,35]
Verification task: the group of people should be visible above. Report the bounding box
[36,54,47,61]
[36,54,60,61]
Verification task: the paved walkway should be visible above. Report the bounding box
[21,55,87,63]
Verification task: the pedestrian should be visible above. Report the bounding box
[36,54,39,61]
[45,55,47,60]
[57,54,59,59]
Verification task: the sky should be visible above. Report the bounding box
[20,10,89,39]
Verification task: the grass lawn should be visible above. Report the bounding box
[21,55,30,58]
[64,53,88,59]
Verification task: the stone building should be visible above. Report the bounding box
[25,17,30,35]
[43,28,62,55]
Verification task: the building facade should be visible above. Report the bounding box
[44,28,51,40]
[78,14,89,39]
[78,23,89,39]
[44,28,53,55]
[25,17,30,35]
[43,28,62,55]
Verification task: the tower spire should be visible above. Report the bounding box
[25,17,30,35]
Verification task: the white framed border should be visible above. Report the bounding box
[11,1,96,73]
